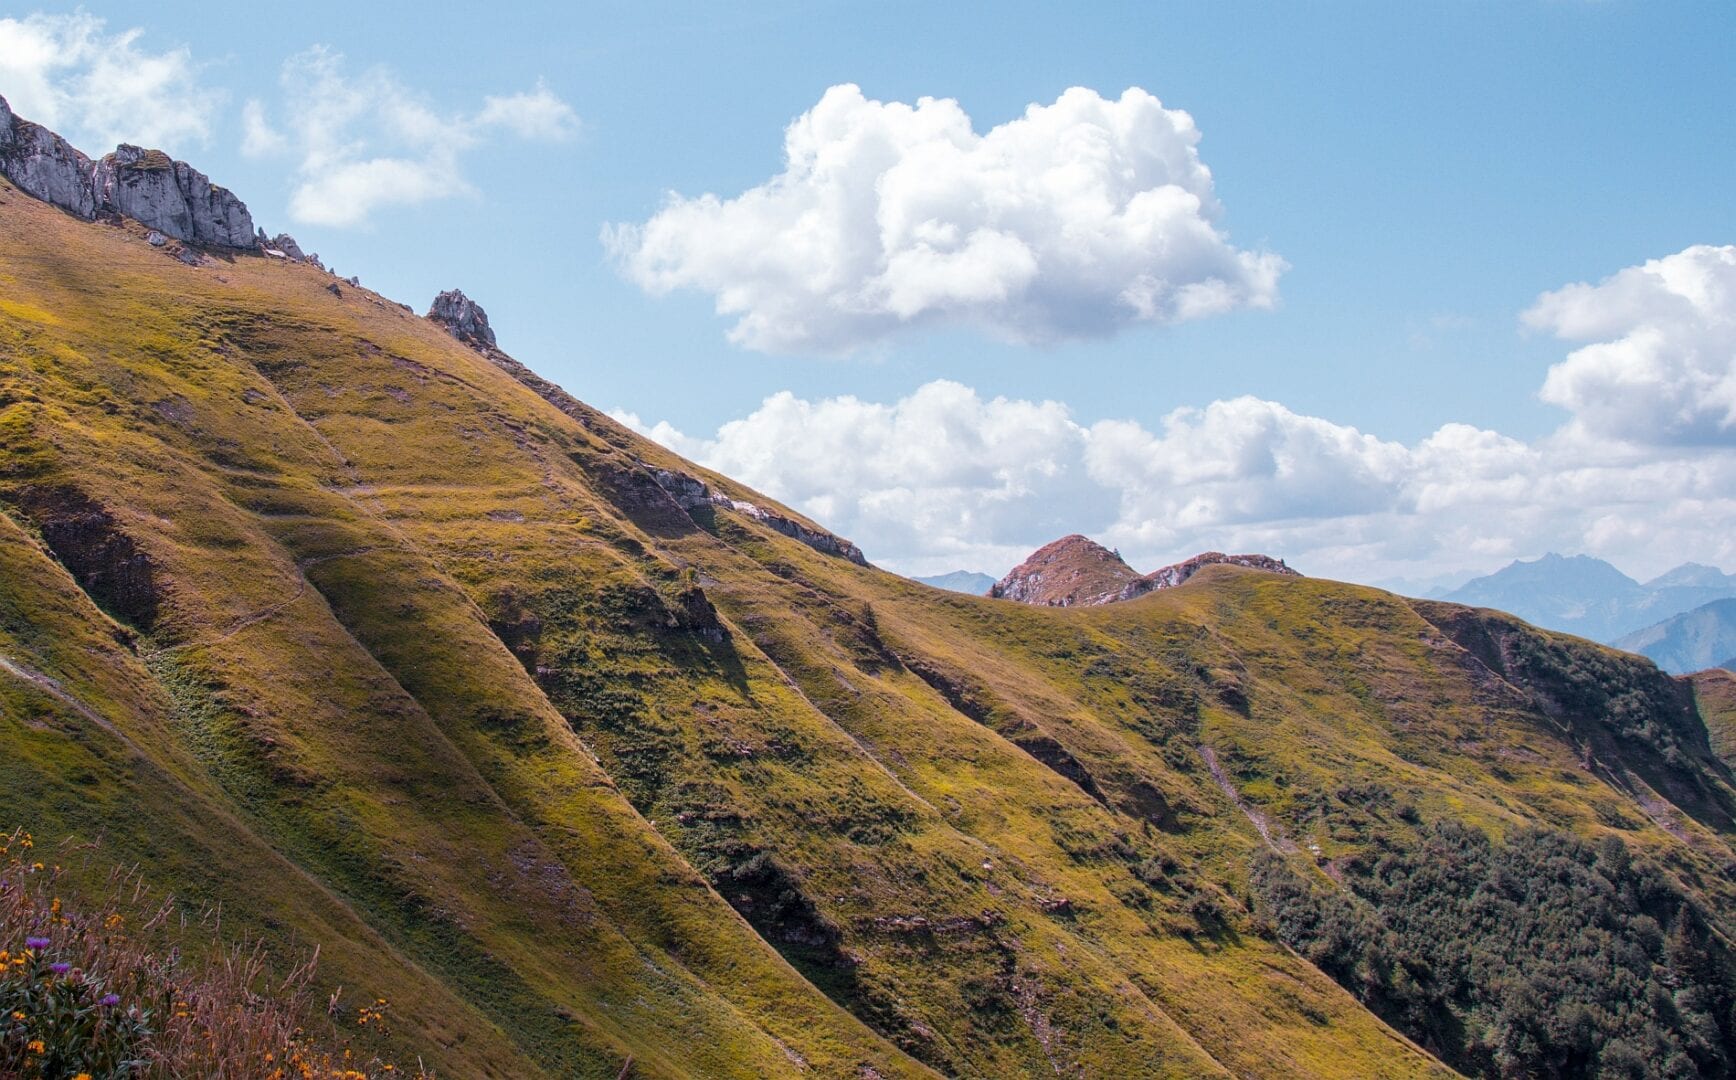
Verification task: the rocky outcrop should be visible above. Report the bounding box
[649,467,712,512]
[989,535,1140,606]
[92,144,255,248]
[6,485,159,627]
[0,94,255,248]
[0,96,97,218]
[717,494,868,565]
[992,537,1298,608]
[646,465,869,566]
[267,232,308,261]
[1116,552,1298,602]
[428,289,497,348]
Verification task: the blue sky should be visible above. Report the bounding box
[3,2,1734,582]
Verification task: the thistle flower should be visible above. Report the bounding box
[48,961,71,975]
[24,935,50,950]
[100,993,121,1007]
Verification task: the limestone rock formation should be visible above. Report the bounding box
[0,94,97,218]
[93,144,256,248]
[428,289,498,348]
[0,94,255,248]
[269,232,307,261]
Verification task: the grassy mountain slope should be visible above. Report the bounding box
[1694,669,1736,772]
[3,185,1735,1076]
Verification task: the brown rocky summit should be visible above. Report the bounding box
[991,535,1300,607]
[988,534,1141,606]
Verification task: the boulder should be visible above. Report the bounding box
[428,289,498,348]
[271,233,306,260]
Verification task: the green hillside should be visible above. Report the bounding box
[4,181,1735,1077]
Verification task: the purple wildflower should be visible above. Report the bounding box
[48,961,71,975]
[100,993,121,1007]
[24,935,50,950]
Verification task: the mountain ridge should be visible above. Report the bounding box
[1616,598,1736,675]
[912,570,997,594]
[990,534,1298,608]
[2,99,1735,1078]
[1445,552,1736,644]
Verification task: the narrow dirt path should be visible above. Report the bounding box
[1197,744,1295,853]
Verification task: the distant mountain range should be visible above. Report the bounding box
[1442,553,1736,649]
[1615,598,1736,675]
[912,570,997,594]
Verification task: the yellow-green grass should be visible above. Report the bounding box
[1693,668,1736,772]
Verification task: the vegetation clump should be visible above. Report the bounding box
[1252,822,1736,1078]
[0,830,427,1079]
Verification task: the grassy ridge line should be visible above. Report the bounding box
[227,254,1238,1073]
[0,191,929,1077]
[722,529,1736,1057]
[1694,670,1736,772]
[193,276,939,1080]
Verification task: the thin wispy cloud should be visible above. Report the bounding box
[242,47,578,228]
[605,83,1283,355]
[0,11,217,152]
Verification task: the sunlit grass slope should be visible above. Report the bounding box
[2,183,1733,1076]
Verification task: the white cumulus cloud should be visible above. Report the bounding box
[244,47,578,228]
[0,11,216,152]
[616,381,1113,569]
[615,244,1736,583]
[1526,244,1736,445]
[605,83,1283,354]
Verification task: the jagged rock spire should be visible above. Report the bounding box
[427,289,497,348]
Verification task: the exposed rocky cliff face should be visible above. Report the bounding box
[989,534,1139,606]
[92,144,256,248]
[640,461,868,565]
[428,288,498,348]
[992,536,1298,607]
[0,94,97,217]
[1117,551,1298,601]
[0,93,255,248]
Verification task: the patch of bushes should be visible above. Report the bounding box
[1252,822,1736,1078]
